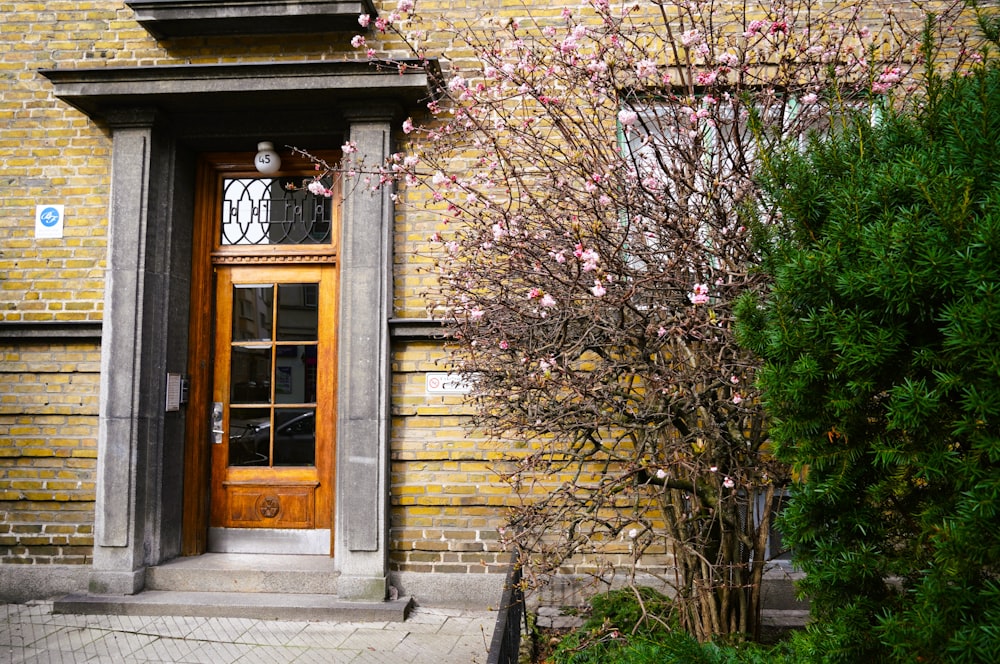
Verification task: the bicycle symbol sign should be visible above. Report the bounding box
[39,207,61,227]
[35,204,65,238]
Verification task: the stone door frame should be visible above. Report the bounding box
[42,60,435,600]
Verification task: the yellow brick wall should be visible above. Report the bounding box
[390,340,511,574]
[0,342,99,564]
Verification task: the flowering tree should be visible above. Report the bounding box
[332,0,974,642]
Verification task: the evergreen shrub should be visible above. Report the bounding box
[737,51,1000,663]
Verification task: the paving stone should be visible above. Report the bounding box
[140,616,210,640]
[172,640,256,663]
[0,621,67,648]
[288,648,362,664]
[283,623,355,649]
[235,621,309,647]
[225,644,303,664]
[181,617,257,644]
[127,636,202,662]
[392,631,464,662]
[1,645,44,664]
[336,627,407,652]
[0,603,496,664]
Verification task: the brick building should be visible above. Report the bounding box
[0,0,973,613]
[0,0,506,608]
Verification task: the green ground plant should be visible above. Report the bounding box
[544,588,817,663]
[736,25,1000,664]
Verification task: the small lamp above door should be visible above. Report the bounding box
[254,141,281,175]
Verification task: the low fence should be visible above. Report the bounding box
[487,558,527,664]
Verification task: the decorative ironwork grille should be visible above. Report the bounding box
[220,177,334,246]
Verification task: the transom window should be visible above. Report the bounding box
[220,177,334,246]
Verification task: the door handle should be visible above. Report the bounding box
[211,402,224,444]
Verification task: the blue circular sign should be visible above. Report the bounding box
[39,207,61,227]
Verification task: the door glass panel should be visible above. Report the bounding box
[275,345,317,404]
[230,346,271,404]
[228,407,271,466]
[226,280,320,469]
[272,408,316,466]
[276,283,319,341]
[232,285,273,341]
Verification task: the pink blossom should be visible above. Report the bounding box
[469,308,484,321]
[307,180,330,197]
[744,19,766,37]
[358,14,370,27]
[396,0,414,12]
[499,339,509,350]
[549,249,566,263]
[717,52,739,68]
[733,393,743,404]
[872,66,903,94]
[802,92,818,105]
[351,35,366,48]
[696,70,719,86]
[587,60,607,78]
[730,375,740,384]
[591,281,606,297]
[635,59,657,79]
[618,109,638,127]
[690,283,709,305]
[341,141,358,154]
[680,29,703,47]
[541,294,557,308]
[656,468,667,479]
[723,477,735,489]
[657,326,667,337]
[402,117,414,134]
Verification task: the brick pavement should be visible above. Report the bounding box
[0,602,496,664]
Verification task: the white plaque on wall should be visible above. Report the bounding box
[34,204,64,239]
[425,372,473,395]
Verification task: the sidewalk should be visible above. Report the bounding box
[0,601,496,663]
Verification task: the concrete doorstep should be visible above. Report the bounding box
[53,591,414,622]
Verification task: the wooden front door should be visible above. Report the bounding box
[209,264,336,552]
[181,150,342,556]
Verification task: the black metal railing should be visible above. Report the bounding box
[487,558,526,664]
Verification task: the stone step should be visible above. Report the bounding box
[54,590,413,622]
[759,608,810,644]
[145,553,339,595]
[761,567,809,611]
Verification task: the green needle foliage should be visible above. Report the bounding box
[737,34,1000,664]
